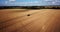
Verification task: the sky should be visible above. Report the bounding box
[0,0,60,6]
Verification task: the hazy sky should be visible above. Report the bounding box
[0,0,60,6]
